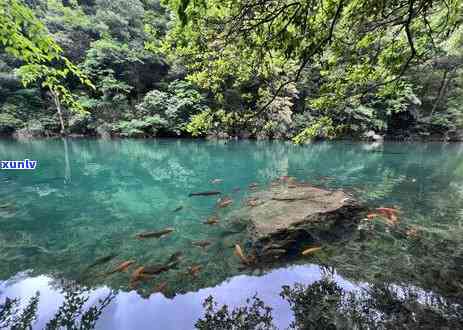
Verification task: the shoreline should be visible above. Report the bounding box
[0,133,461,143]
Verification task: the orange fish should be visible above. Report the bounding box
[234,244,249,264]
[128,266,144,289]
[376,207,400,225]
[376,207,399,216]
[153,281,168,293]
[203,216,219,225]
[131,266,145,282]
[107,260,135,275]
[188,265,202,277]
[301,246,322,256]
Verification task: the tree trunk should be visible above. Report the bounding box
[430,70,450,116]
[51,90,66,135]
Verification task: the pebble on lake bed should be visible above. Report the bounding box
[217,196,233,208]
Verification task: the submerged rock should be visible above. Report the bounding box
[244,184,365,261]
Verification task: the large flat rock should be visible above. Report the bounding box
[244,183,365,260]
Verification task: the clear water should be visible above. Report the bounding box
[1,139,462,329]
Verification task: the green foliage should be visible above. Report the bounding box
[0,113,23,133]
[45,287,115,329]
[0,293,39,329]
[163,0,463,140]
[1,0,463,139]
[0,0,93,115]
[94,0,145,42]
[292,117,337,144]
[281,278,345,329]
[0,0,61,64]
[195,295,276,330]
[185,110,214,136]
[113,116,166,137]
[134,80,207,135]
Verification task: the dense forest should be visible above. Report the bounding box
[1,0,463,141]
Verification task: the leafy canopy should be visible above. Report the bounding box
[0,0,93,113]
[163,0,462,141]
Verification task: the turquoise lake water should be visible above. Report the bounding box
[0,139,462,329]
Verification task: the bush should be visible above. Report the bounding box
[15,120,45,138]
[135,80,207,135]
[292,117,337,144]
[112,116,167,137]
[0,113,22,134]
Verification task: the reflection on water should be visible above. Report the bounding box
[2,267,462,329]
[1,265,355,329]
[0,139,463,328]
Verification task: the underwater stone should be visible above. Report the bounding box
[245,185,365,260]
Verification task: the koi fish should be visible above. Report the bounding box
[129,266,146,288]
[132,266,145,279]
[192,240,212,248]
[173,206,183,213]
[166,251,183,265]
[302,246,322,256]
[136,228,175,239]
[375,207,400,225]
[249,182,258,188]
[86,254,117,270]
[376,207,399,216]
[217,197,233,208]
[210,179,223,184]
[107,260,135,275]
[188,265,202,277]
[189,191,221,197]
[234,244,249,264]
[153,281,168,293]
[142,264,170,275]
[265,249,287,259]
[203,216,220,225]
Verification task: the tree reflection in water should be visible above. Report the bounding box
[198,278,463,330]
[0,285,115,329]
[2,277,462,329]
